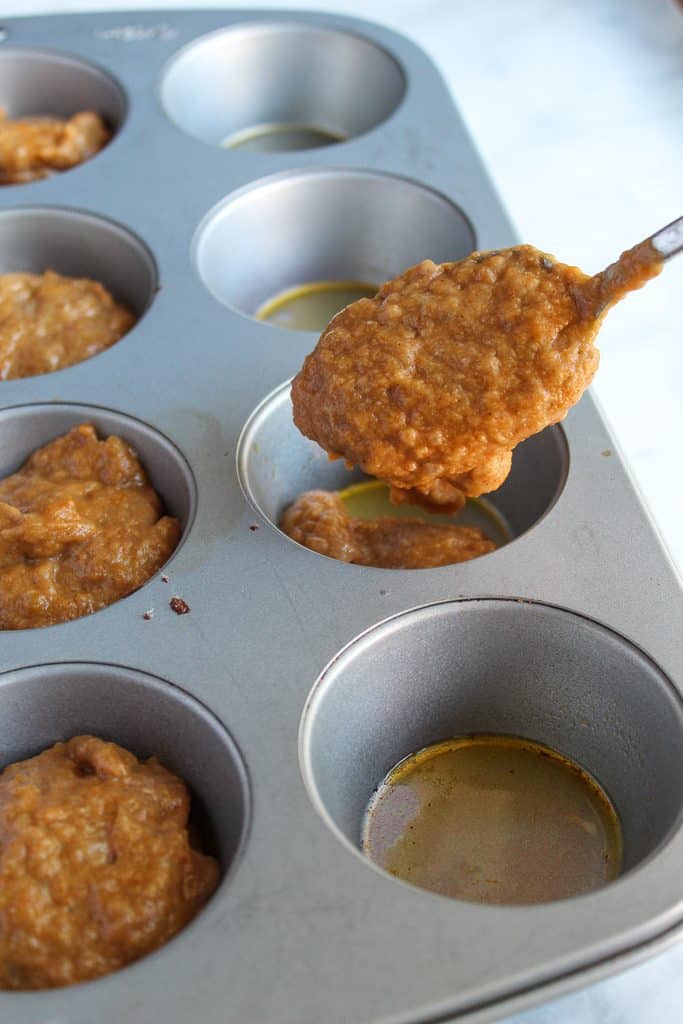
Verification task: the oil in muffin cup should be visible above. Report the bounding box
[255,279,377,332]
[362,733,623,905]
[300,599,683,902]
[221,122,347,153]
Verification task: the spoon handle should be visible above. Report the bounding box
[650,215,683,260]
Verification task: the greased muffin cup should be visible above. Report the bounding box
[193,169,475,320]
[0,9,681,1024]
[300,599,683,879]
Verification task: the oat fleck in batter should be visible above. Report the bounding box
[0,270,135,380]
[0,110,110,184]
[281,490,495,568]
[292,241,662,513]
[0,736,219,989]
[0,424,181,629]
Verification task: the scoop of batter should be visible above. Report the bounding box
[0,110,110,184]
[281,490,495,569]
[0,270,135,380]
[0,735,219,989]
[292,241,662,511]
[0,424,181,629]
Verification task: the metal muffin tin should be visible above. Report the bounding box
[0,8,681,1024]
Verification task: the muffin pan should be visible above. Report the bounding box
[0,9,681,1024]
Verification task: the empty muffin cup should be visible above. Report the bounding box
[236,382,567,563]
[0,207,156,319]
[193,170,476,323]
[160,23,405,150]
[300,599,683,902]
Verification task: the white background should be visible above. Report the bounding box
[0,1,681,1020]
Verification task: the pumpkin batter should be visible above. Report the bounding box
[0,735,219,989]
[0,110,110,184]
[292,241,662,512]
[280,489,495,568]
[0,270,135,380]
[0,424,181,629]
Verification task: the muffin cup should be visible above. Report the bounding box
[160,23,404,149]
[193,169,476,321]
[300,598,683,881]
[0,661,250,872]
[0,206,156,318]
[0,402,195,533]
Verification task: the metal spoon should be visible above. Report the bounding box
[650,214,683,259]
[588,214,682,317]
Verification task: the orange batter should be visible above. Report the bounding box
[281,489,495,568]
[0,736,219,989]
[0,110,110,184]
[292,241,662,512]
[0,270,135,380]
[0,424,180,629]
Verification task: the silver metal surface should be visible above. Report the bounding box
[652,215,683,260]
[0,9,681,1024]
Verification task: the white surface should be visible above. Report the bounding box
[0,1,681,1021]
